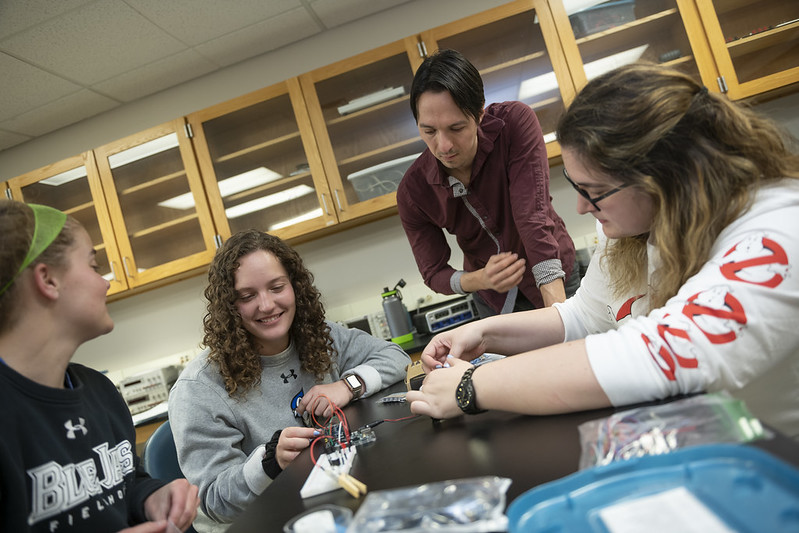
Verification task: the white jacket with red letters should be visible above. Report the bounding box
[555,179,799,439]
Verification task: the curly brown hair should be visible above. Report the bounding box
[557,63,799,310]
[203,229,335,397]
[0,200,78,334]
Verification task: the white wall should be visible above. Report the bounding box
[4,0,798,382]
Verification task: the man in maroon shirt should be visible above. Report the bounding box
[397,49,578,316]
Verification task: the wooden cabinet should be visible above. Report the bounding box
[187,79,339,243]
[694,0,799,99]
[550,0,720,93]
[549,0,799,100]
[7,152,129,296]
[299,40,423,222]
[93,118,218,289]
[416,0,575,159]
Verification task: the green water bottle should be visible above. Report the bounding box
[381,280,413,344]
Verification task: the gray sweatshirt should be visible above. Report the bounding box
[168,321,409,528]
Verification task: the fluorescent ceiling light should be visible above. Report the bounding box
[40,166,88,186]
[347,153,421,180]
[517,44,649,101]
[225,184,314,219]
[108,133,180,169]
[337,86,405,115]
[158,166,283,210]
[562,0,607,16]
[269,208,323,230]
[584,44,649,79]
[518,71,559,101]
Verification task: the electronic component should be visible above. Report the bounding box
[324,423,376,454]
[119,365,179,415]
[378,392,407,404]
[420,296,479,334]
[469,353,506,367]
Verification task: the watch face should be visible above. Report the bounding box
[346,374,361,389]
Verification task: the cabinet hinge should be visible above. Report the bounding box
[416,40,428,59]
[184,123,194,138]
[716,76,728,93]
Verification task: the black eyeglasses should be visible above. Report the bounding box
[562,168,628,211]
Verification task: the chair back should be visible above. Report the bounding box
[142,419,185,481]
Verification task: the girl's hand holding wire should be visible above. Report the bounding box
[276,426,319,470]
[420,322,488,373]
[406,358,474,419]
[298,381,354,417]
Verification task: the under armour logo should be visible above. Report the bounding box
[281,369,298,383]
[65,418,88,439]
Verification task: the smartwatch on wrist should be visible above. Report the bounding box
[343,373,364,400]
[456,366,486,415]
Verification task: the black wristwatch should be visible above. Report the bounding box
[343,373,364,400]
[456,366,486,415]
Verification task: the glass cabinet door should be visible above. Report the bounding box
[300,40,424,222]
[420,0,575,158]
[696,0,799,99]
[93,118,218,288]
[551,0,716,94]
[7,152,128,295]
[188,79,336,242]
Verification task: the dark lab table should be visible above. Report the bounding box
[227,382,799,533]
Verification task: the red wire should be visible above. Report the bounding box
[383,415,418,423]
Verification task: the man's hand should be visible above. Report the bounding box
[462,252,525,293]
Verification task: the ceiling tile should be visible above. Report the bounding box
[194,7,321,67]
[0,0,186,85]
[1,89,119,136]
[0,53,81,121]
[0,129,32,152]
[310,0,413,29]
[93,49,218,102]
[124,0,301,46]
[0,0,95,40]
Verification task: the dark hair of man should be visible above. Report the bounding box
[410,49,485,123]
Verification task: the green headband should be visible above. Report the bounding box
[0,204,67,297]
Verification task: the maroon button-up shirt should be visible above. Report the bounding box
[397,101,575,312]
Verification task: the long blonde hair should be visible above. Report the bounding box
[557,63,799,309]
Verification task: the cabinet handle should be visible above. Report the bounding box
[334,189,344,211]
[716,76,728,93]
[214,234,223,249]
[110,261,120,282]
[123,257,134,278]
[321,192,331,216]
[4,189,11,199]
[417,40,428,58]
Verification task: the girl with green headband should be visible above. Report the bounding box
[0,199,200,532]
